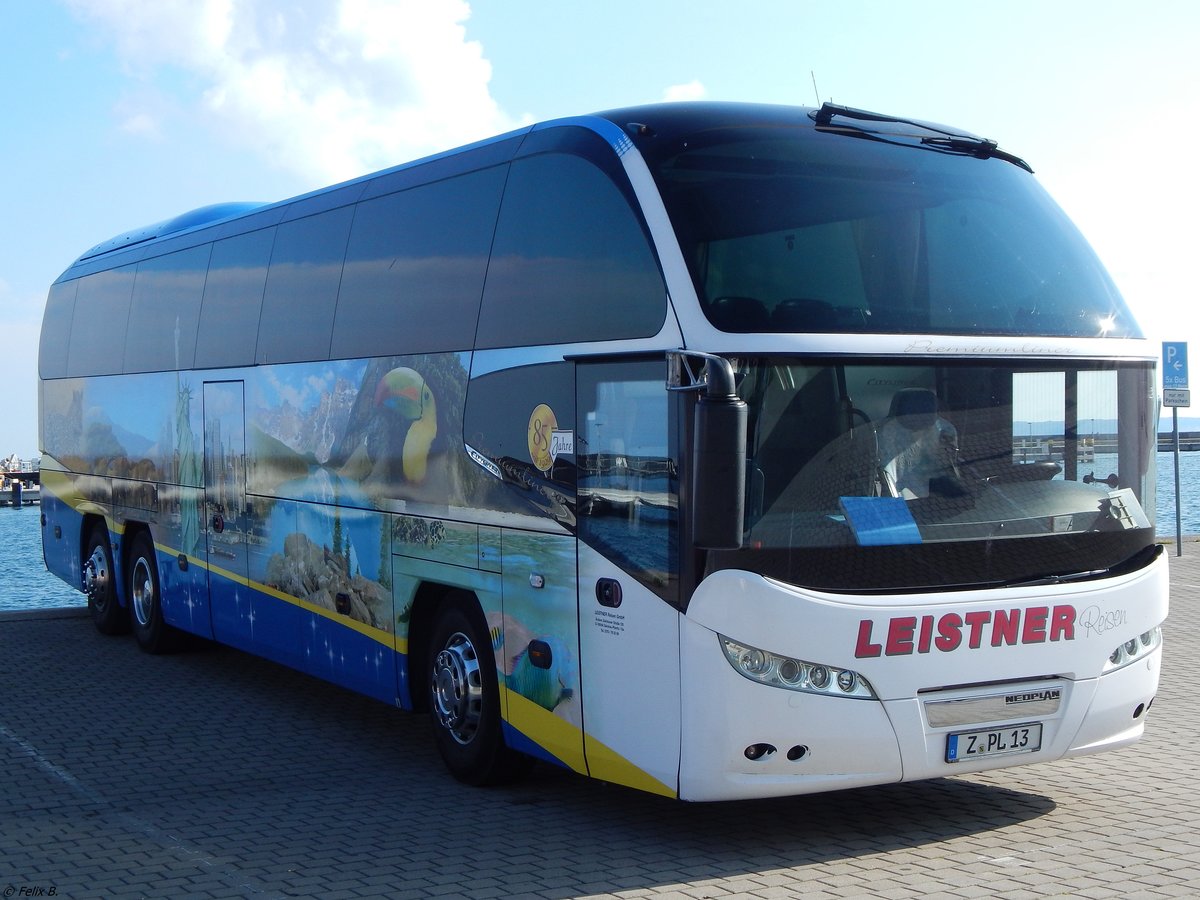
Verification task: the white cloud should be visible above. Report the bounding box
[114,92,166,140]
[662,80,706,102]
[65,0,521,183]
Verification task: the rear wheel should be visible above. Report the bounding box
[427,593,531,786]
[83,523,127,635]
[128,531,182,654]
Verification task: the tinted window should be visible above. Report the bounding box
[711,357,1155,592]
[124,245,211,373]
[195,229,274,369]
[462,361,576,529]
[39,280,78,379]
[257,206,354,364]
[67,266,135,376]
[477,152,666,348]
[645,129,1136,338]
[577,359,678,600]
[332,167,505,358]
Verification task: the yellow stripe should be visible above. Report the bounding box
[500,687,677,798]
[583,738,677,798]
[502,687,588,774]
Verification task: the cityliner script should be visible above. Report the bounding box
[854,605,1076,658]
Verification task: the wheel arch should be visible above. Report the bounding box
[404,581,487,714]
[81,512,130,634]
[79,512,111,582]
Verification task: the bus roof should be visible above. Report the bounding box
[63,101,1028,281]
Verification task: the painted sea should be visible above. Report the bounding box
[4,450,1200,612]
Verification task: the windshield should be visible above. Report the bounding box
[644,126,1138,338]
[704,358,1157,592]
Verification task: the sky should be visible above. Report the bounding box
[2,0,1198,460]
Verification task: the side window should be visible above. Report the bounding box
[124,244,211,373]
[39,280,78,379]
[332,167,506,358]
[577,360,678,601]
[256,206,354,364]
[196,229,274,369]
[477,151,666,348]
[67,266,136,377]
[462,362,576,529]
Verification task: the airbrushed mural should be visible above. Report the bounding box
[41,353,477,641]
[41,370,204,492]
[240,352,474,636]
[246,353,473,509]
[41,351,584,749]
[41,369,212,634]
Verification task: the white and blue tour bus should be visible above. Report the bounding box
[39,102,1166,800]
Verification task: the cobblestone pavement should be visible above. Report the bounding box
[1,548,1196,900]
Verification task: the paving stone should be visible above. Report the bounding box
[1,549,1197,897]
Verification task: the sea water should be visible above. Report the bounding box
[3,451,1199,612]
[0,506,85,611]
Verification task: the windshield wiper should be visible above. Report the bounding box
[999,567,1110,589]
[918,136,1033,173]
[812,102,1033,173]
[995,542,1161,589]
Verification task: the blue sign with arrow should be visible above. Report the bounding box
[1164,342,1188,390]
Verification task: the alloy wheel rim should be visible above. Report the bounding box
[431,631,484,745]
[84,545,109,608]
[131,556,155,627]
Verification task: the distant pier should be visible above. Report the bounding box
[2,469,40,507]
[1159,431,1200,452]
[1016,433,1200,460]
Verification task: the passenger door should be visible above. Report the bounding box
[576,360,682,798]
[463,358,587,774]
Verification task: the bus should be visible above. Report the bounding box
[38,101,1166,801]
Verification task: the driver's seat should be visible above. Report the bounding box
[878,388,959,498]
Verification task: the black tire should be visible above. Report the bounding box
[83,523,128,635]
[128,531,182,654]
[427,593,531,786]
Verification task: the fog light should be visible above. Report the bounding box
[745,743,776,760]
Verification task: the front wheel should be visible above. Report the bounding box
[427,593,531,786]
[83,523,127,635]
[128,531,182,654]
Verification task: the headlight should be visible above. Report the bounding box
[719,635,876,699]
[1104,627,1162,672]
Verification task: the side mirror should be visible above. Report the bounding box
[687,355,747,550]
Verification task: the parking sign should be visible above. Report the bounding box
[1163,342,1188,390]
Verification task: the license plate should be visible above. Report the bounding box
[945,722,1042,762]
